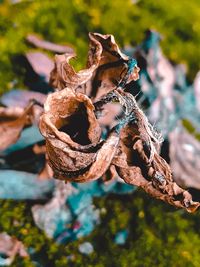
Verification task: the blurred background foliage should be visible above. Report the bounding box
[1,0,200,266]
[1,190,200,267]
[0,0,200,93]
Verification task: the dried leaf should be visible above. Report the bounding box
[26,34,74,54]
[88,33,139,99]
[112,113,200,212]
[0,104,32,151]
[41,32,199,212]
[1,89,46,108]
[169,123,200,189]
[49,33,139,98]
[40,88,105,181]
[0,106,24,121]
[0,101,43,151]
[26,52,54,83]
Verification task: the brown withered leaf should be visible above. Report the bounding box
[114,131,199,212]
[40,88,102,181]
[0,105,32,151]
[40,86,200,211]
[0,101,43,151]
[49,34,102,90]
[41,32,199,212]
[88,33,139,100]
[40,87,127,182]
[0,106,24,121]
[112,100,200,212]
[49,33,139,99]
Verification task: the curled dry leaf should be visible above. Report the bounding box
[108,93,199,212]
[50,33,139,98]
[113,124,200,213]
[40,32,200,212]
[49,33,102,91]
[40,88,121,182]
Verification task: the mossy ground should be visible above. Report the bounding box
[0,0,200,93]
[1,190,200,267]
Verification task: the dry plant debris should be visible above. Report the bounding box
[0,33,199,212]
[39,33,200,212]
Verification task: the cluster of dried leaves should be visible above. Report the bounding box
[1,33,199,212]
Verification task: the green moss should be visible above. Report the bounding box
[182,119,200,141]
[1,190,200,266]
[0,0,200,93]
